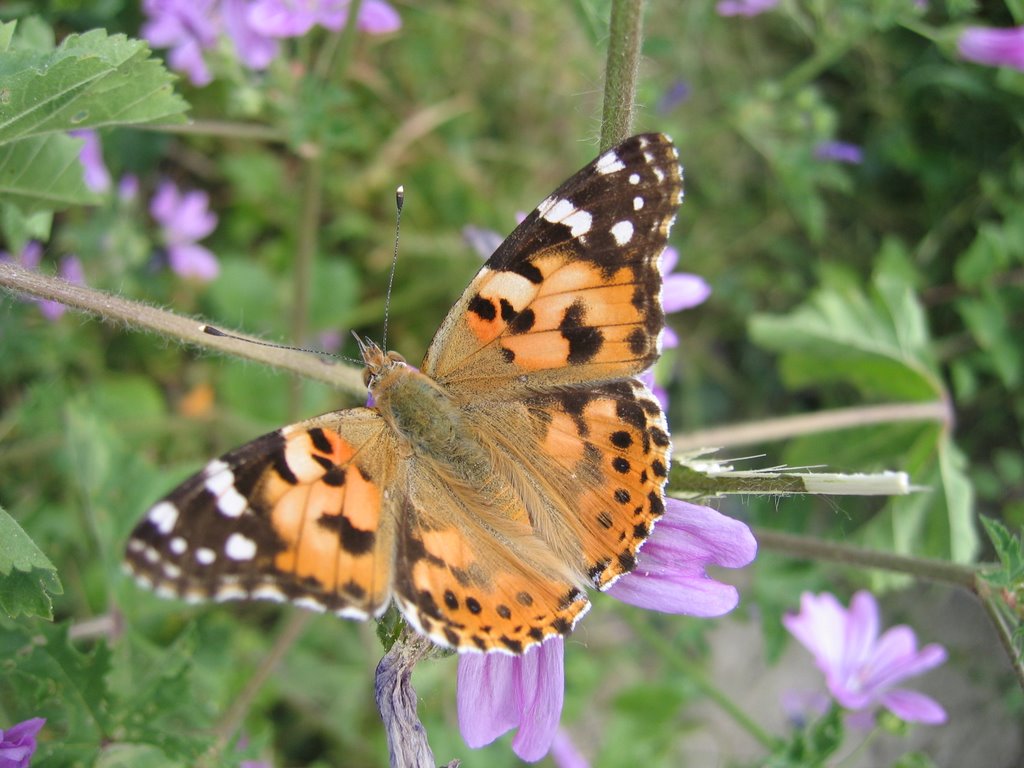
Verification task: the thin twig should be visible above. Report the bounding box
[0,261,365,397]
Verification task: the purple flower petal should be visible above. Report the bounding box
[222,0,280,69]
[550,728,589,768]
[70,130,111,192]
[607,500,757,616]
[716,0,779,17]
[663,273,711,313]
[958,26,1024,72]
[813,141,863,165]
[358,0,401,34]
[0,717,45,768]
[458,637,564,762]
[661,325,679,350]
[880,689,947,724]
[142,0,219,86]
[168,243,220,281]
[171,190,218,242]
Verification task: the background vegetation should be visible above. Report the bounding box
[0,1,1022,766]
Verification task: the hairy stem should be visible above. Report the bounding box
[600,0,645,150]
[0,262,365,396]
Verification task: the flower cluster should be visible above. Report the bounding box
[142,0,401,85]
[150,180,220,281]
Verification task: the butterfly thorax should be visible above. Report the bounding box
[363,342,491,485]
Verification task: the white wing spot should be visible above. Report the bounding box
[252,584,288,602]
[225,532,257,561]
[595,150,625,175]
[294,596,328,613]
[155,583,178,599]
[217,486,248,518]
[196,547,216,565]
[629,173,640,185]
[162,562,182,579]
[215,583,247,602]
[169,537,188,555]
[633,196,644,210]
[563,208,592,237]
[535,195,557,219]
[653,167,665,182]
[541,197,575,224]
[610,220,634,245]
[127,539,145,553]
[143,547,160,564]
[148,501,179,534]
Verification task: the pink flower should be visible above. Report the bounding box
[456,500,757,761]
[813,141,864,165]
[150,180,220,281]
[0,717,45,768]
[958,26,1024,72]
[222,0,280,70]
[783,591,947,725]
[0,244,84,321]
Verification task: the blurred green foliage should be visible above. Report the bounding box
[1,1,1023,766]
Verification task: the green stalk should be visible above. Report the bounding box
[600,0,645,150]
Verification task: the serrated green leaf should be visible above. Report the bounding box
[0,28,188,145]
[0,133,100,212]
[750,267,942,401]
[0,505,63,619]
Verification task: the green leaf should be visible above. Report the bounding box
[0,28,189,145]
[750,266,942,401]
[0,133,100,212]
[0,504,63,619]
[0,20,15,52]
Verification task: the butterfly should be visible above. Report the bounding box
[125,133,683,654]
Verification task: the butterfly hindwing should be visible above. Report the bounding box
[125,408,398,618]
[423,133,683,391]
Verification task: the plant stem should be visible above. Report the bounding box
[976,588,1024,692]
[289,155,325,414]
[623,611,781,751]
[600,0,645,150]
[203,611,313,765]
[671,401,951,452]
[142,120,287,143]
[755,529,980,589]
[0,262,365,396]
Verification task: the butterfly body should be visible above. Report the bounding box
[126,133,684,654]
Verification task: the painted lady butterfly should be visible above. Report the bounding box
[126,133,683,654]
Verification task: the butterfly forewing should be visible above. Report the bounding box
[423,133,682,390]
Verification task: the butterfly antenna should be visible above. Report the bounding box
[202,325,362,365]
[381,185,404,352]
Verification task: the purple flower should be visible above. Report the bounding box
[660,246,710,350]
[142,0,220,86]
[550,728,589,768]
[222,0,280,70]
[716,0,778,17]
[457,500,757,760]
[657,80,691,114]
[783,591,948,725]
[70,130,110,192]
[458,636,565,762]
[0,717,45,768]
[958,26,1024,72]
[813,141,864,165]
[249,0,400,38]
[150,180,220,281]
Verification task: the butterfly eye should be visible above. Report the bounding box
[386,351,406,365]
[362,368,373,388]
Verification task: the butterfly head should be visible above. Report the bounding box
[353,335,407,391]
